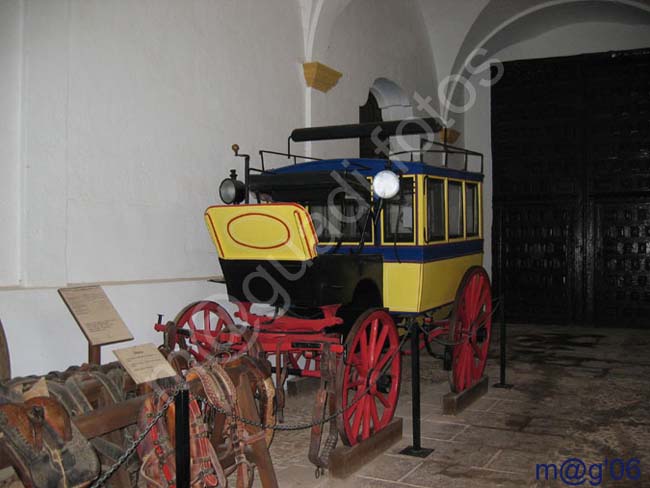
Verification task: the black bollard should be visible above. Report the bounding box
[175,385,191,488]
[493,296,513,389]
[400,320,433,458]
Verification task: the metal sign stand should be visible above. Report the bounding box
[400,320,434,458]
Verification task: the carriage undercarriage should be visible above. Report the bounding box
[155,266,492,464]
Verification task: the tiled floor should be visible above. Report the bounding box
[264,324,650,487]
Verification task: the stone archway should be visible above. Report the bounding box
[368,78,419,156]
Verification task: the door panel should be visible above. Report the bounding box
[494,203,577,324]
[492,48,650,326]
[595,201,650,326]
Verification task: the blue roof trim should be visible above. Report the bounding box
[271,159,484,182]
[315,239,483,263]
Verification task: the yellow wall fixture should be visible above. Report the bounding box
[302,62,343,92]
[440,128,461,145]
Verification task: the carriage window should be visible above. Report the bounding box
[466,183,479,237]
[448,181,464,238]
[309,199,371,243]
[384,179,414,243]
[427,179,445,241]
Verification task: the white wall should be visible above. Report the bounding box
[0,280,226,376]
[21,0,305,286]
[464,20,650,277]
[0,0,22,286]
[1,0,305,376]
[307,0,437,159]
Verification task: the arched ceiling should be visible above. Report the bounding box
[299,0,354,60]
[447,0,650,116]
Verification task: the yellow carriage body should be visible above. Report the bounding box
[205,164,483,315]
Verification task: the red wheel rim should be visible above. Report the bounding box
[337,309,401,446]
[448,268,492,393]
[175,301,253,362]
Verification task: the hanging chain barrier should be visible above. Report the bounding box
[89,380,186,488]
[88,332,409,486]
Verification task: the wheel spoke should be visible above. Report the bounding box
[360,330,369,366]
[474,309,490,328]
[376,391,390,408]
[471,340,483,360]
[369,397,380,430]
[369,319,379,366]
[351,399,363,439]
[188,315,198,331]
[374,341,397,372]
[362,397,371,439]
[351,354,368,376]
[374,325,389,364]
[204,309,211,330]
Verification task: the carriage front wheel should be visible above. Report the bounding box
[448,266,492,393]
[336,309,401,446]
[175,300,261,362]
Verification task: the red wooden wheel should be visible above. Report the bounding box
[448,267,492,393]
[337,309,401,446]
[174,300,260,363]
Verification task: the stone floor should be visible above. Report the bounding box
[1,323,648,487]
[264,324,650,487]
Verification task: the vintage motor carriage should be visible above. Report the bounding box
[156,118,492,455]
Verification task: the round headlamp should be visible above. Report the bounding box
[373,170,400,199]
[219,170,246,204]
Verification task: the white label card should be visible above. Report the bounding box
[113,343,178,384]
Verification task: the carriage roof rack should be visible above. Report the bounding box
[289,117,443,144]
[283,118,483,174]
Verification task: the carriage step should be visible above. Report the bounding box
[442,375,489,415]
[328,417,403,479]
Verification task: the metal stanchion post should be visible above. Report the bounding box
[493,296,513,389]
[175,384,190,488]
[400,319,433,457]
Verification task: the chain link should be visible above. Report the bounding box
[89,380,187,488]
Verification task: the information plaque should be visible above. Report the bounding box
[113,343,177,384]
[58,285,134,347]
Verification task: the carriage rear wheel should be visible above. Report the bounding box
[175,301,261,362]
[337,309,401,446]
[448,266,492,393]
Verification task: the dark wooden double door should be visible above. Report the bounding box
[492,48,650,326]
